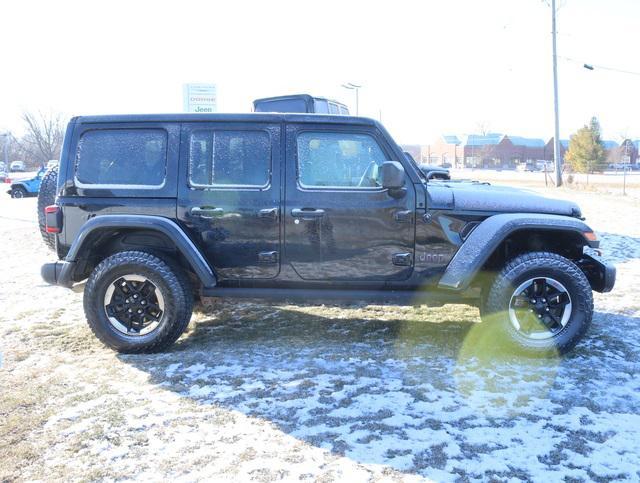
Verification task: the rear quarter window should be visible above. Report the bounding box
[314,99,329,113]
[188,130,271,188]
[75,129,167,187]
[254,99,307,113]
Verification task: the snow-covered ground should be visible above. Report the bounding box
[1,190,639,482]
[450,168,640,199]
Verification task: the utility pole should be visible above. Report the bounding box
[551,0,563,186]
[623,140,629,196]
[341,83,362,115]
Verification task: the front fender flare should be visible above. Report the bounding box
[60,215,217,288]
[437,213,596,290]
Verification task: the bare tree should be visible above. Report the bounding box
[20,111,65,167]
[476,121,491,136]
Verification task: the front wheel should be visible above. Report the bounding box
[481,251,593,356]
[11,187,27,198]
[83,251,193,353]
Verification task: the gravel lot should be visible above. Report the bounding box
[1,187,639,482]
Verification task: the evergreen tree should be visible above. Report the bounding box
[565,116,606,173]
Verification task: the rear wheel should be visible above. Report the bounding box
[11,186,27,199]
[37,165,59,251]
[481,251,593,356]
[84,251,193,353]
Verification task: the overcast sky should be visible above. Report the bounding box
[1,0,638,143]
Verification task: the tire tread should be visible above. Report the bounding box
[483,251,593,355]
[37,165,59,251]
[83,250,193,353]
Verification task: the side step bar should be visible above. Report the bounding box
[201,287,477,306]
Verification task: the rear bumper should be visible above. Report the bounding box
[41,261,75,288]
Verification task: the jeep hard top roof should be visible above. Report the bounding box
[72,113,376,126]
[253,94,348,106]
[253,94,342,103]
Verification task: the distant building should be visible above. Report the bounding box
[544,138,569,164]
[400,144,422,163]
[426,133,553,169]
[421,135,461,167]
[422,134,631,169]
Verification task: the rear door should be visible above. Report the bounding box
[177,122,282,280]
[284,124,416,282]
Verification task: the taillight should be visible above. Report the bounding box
[45,205,62,233]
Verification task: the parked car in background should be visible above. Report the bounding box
[10,160,26,172]
[538,161,554,171]
[608,163,636,171]
[402,152,451,181]
[253,94,349,115]
[6,166,46,198]
[517,161,540,172]
[417,163,451,180]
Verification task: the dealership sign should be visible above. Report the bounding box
[183,83,217,113]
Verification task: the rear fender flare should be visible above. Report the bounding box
[62,215,217,287]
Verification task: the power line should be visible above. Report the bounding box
[559,56,640,77]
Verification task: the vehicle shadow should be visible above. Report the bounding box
[117,302,640,478]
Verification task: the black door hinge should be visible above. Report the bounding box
[258,251,279,264]
[392,252,413,266]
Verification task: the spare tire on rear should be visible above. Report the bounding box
[37,165,59,251]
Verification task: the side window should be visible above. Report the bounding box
[314,99,329,114]
[297,131,387,188]
[76,129,167,186]
[338,105,349,115]
[328,103,340,115]
[189,130,270,188]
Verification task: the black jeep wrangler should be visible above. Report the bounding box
[41,113,615,355]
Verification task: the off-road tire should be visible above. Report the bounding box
[481,251,593,356]
[84,251,193,353]
[37,165,59,251]
[11,186,27,199]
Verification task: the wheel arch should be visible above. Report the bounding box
[62,215,217,288]
[438,213,597,291]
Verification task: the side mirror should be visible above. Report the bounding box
[380,161,405,189]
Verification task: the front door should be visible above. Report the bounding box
[177,122,282,280]
[284,124,416,282]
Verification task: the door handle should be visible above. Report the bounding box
[258,207,279,220]
[291,208,325,220]
[394,210,414,223]
[190,206,224,219]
